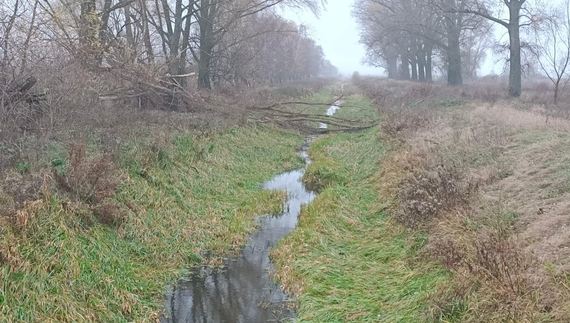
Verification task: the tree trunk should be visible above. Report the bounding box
[508,2,522,97]
[124,4,135,59]
[410,39,418,81]
[387,55,398,79]
[418,49,426,82]
[20,0,39,74]
[447,31,463,86]
[426,44,433,82]
[411,54,418,81]
[554,80,560,104]
[140,0,155,63]
[198,43,213,89]
[197,0,216,89]
[178,0,193,87]
[79,0,100,67]
[400,51,410,80]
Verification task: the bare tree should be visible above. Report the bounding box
[530,0,570,104]
[0,0,334,114]
[1,0,22,77]
[38,0,136,67]
[463,0,537,97]
[192,0,326,89]
[354,0,487,85]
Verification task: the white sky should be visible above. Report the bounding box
[280,0,513,77]
[281,1,385,76]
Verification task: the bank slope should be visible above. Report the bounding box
[272,129,450,322]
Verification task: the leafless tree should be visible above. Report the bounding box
[0,0,335,115]
[462,0,539,97]
[191,0,326,89]
[354,0,488,85]
[529,0,570,104]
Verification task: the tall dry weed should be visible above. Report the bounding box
[54,141,124,226]
[395,166,477,228]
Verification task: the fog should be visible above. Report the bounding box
[281,1,385,76]
[282,0,523,77]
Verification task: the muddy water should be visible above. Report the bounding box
[161,139,317,323]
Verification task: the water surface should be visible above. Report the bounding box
[161,140,316,323]
[319,100,342,129]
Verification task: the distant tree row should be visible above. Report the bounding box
[0,0,336,91]
[353,0,567,98]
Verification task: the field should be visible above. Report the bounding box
[271,79,570,322]
[3,77,570,322]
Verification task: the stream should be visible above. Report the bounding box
[160,101,341,323]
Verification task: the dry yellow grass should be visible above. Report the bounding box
[356,77,570,322]
[473,104,570,132]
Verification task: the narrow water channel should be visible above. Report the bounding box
[161,102,341,323]
[319,99,343,129]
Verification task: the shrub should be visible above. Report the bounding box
[381,112,431,139]
[54,141,123,226]
[395,165,477,228]
[54,141,118,204]
[409,82,435,98]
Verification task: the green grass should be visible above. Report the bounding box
[0,125,304,322]
[286,87,340,129]
[335,93,378,121]
[283,87,379,131]
[272,128,450,322]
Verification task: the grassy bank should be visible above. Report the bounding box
[272,128,451,321]
[351,78,570,322]
[0,125,303,322]
[272,79,570,322]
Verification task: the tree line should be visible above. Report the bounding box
[0,0,337,93]
[354,0,570,99]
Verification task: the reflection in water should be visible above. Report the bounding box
[161,140,317,323]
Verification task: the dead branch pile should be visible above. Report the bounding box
[97,65,208,112]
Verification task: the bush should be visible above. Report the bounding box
[381,112,431,139]
[54,140,123,226]
[54,141,117,203]
[396,165,477,228]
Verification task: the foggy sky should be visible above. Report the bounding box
[281,1,384,76]
[282,0,509,77]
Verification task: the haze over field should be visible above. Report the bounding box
[282,1,385,76]
[283,0,510,77]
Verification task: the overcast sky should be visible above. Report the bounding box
[281,1,385,76]
[281,1,510,77]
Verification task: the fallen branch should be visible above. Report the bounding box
[245,95,380,132]
[249,95,343,111]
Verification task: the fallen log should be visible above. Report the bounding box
[3,76,46,109]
